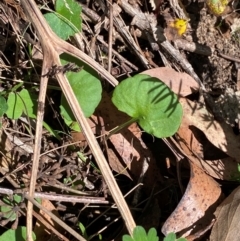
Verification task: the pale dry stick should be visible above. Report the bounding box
[25,192,108,204]
[107,0,113,72]
[21,0,135,239]
[0,186,108,204]
[27,57,49,241]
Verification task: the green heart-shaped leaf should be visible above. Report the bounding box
[0,95,8,117]
[0,226,36,241]
[60,64,102,131]
[112,74,182,138]
[44,0,81,40]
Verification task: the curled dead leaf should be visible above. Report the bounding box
[162,161,221,237]
[176,99,239,180]
[179,98,240,161]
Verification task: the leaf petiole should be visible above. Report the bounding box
[107,117,139,138]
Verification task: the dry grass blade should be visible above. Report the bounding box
[20,0,135,240]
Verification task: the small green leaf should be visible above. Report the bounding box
[163,233,187,241]
[13,194,22,204]
[43,121,61,139]
[44,0,81,40]
[0,95,8,117]
[6,92,24,119]
[6,89,38,119]
[0,206,16,221]
[78,222,89,239]
[123,226,159,241]
[55,0,81,30]
[133,226,148,241]
[122,235,134,241]
[112,74,182,138]
[0,194,22,221]
[0,226,36,241]
[19,89,38,118]
[2,196,13,205]
[69,121,81,132]
[60,65,102,130]
[163,233,176,241]
[147,228,159,241]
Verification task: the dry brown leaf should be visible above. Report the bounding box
[107,148,132,179]
[162,161,221,237]
[179,98,240,162]
[142,67,199,96]
[210,186,240,241]
[176,101,239,180]
[34,199,63,240]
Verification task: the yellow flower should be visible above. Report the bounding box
[170,18,188,36]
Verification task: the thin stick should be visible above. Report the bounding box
[21,1,135,239]
[26,59,49,241]
[107,0,113,73]
[0,186,108,204]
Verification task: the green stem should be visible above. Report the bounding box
[107,117,138,139]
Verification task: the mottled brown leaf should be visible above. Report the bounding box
[176,98,239,180]
[178,98,240,165]
[162,161,221,237]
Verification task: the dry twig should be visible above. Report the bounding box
[20,0,135,240]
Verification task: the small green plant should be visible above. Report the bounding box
[163,233,187,241]
[112,74,182,138]
[0,194,23,227]
[0,226,36,241]
[78,222,102,240]
[4,87,59,138]
[122,226,158,241]
[122,227,187,241]
[78,222,89,240]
